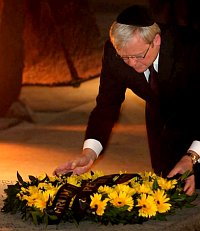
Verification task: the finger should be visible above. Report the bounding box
[167,168,179,178]
[71,157,87,169]
[73,159,94,175]
[70,155,93,170]
[54,156,92,176]
[53,161,74,175]
[183,176,195,196]
[184,183,194,196]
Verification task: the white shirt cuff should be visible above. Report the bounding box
[83,139,103,158]
[188,140,200,163]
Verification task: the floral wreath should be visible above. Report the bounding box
[1,170,197,226]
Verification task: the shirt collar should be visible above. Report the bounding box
[153,53,159,72]
[144,53,159,81]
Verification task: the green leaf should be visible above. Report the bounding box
[30,209,44,225]
[44,214,49,226]
[31,211,39,225]
[28,175,37,182]
[48,215,59,221]
[17,171,24,185]
[152,178,159,190]
[180,170,192,181]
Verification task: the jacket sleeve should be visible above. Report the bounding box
[84,40,127,149]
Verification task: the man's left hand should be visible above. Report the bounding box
[167,155,195,195]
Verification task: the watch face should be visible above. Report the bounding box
[187,152,199,165]
[190,153,199,164]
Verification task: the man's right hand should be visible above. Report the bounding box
[53,148,97,176]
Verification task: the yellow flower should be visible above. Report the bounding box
[20,187,28,193]
[153,189,171,213]
[135,182,153,194]
[114,184,135,196]
[157,177,177,190]
[37,173,47,181]
[66,175,81,187]
[21,194,34,206]
[33,191,50,211]
[129,180,141,190]
[140,171,157,181]
[108,191,134,211]
[19,183,59,210]
[90,193,109,216]
[38,182,52,190]
[48,175,58,182]
[27,185,39,196]
[91,171,104,180]
[80,172,93,180]
[16,193,22,199]
[46,187,59,204]
[137,194,157,218]
[98,185,113,194]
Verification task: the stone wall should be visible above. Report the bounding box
[23,0,102,86]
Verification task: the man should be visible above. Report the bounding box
[54,5,200,195]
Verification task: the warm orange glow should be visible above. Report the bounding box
[0,79,150,184]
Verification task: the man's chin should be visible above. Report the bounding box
[134,67,146,73]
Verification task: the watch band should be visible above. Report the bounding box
[187,151,200,165]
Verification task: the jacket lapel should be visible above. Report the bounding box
[158,26,175,83]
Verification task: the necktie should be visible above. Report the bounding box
[146,64,160,118]
[145,64,161,165]
[149,64,159,96]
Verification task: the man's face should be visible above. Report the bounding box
[117,33,160,73]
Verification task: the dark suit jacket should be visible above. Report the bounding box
[85,24,200,178]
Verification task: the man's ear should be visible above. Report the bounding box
[153,34,161,46]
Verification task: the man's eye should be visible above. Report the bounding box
[122,57,129,61]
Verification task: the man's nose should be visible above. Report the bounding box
[126,57,137,68]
